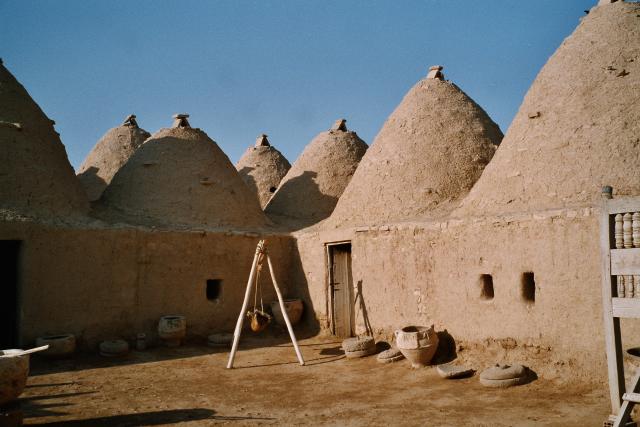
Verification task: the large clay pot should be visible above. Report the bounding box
[394,325,439,368]
[270,299,304,326]
[0,349,30,405]
[36,334,76,358]
[158,315,186,347]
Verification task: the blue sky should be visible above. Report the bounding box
[1,0,595,169]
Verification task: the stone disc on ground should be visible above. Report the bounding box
[377,348,404,364]
[479,364,527,388]
[436,363,475,379]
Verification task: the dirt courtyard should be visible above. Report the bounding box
[18,335,611,426]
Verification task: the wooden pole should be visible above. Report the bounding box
[227,240,264,369]
[266,252,305,366]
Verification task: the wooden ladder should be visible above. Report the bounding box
[612,369,640,427]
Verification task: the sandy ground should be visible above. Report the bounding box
[17,335,612,427]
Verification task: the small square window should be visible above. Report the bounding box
[206,279,222,300]
[479,274,494,300]
[522,272,535,303]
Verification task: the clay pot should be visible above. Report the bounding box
[394,325,439,368]
[0,349,29,406]
[270,299,304,326]
[35,334,76,358]
[158,315,186,347]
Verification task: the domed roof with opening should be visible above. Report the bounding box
[0,61,89,218]
[457,2,640,217]
[77,115,151,201]
[327,73,502,228]
[100,119,267,229]
[265,120,367,228]
[236,134,291,209]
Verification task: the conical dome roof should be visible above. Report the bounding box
[77,115,151,201]
[0,61,89,217]
[265,119,367,228]
[236,134,291,208]
[327,70,502,227]
[457,2,640,217]
[100,115,267,229]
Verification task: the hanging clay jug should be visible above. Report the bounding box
[248,310,271,333]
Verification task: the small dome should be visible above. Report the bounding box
[0,61,88,217]
[265,120,367,228]
[328,71,502,227]
[77,114,151,201]
[99,117,267,229]
[236,134,291,208]
[457,2,640,216]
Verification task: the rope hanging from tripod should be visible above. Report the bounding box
[247,246,271,332]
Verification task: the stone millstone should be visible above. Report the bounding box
[99,339,129,357]
[479,364,527,388]
[208,333,233,347]
[342,336,376,359]
[377,348,404,364]
[436,363,475,379]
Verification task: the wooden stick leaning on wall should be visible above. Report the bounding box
[226,239,305,368]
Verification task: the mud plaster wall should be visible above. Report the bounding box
[292,207,640,385]
[0,221,294,348]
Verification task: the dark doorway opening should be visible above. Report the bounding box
[327,242,353,338]
[0,240,21,348]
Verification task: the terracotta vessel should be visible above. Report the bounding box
[394,325,439,368]
[270,299,304,326]
[158,315,186,347]
[35,334,76,358]
[0,349,30,405]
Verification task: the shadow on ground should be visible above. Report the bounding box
[30,408,274,426]
[29,326,326,377]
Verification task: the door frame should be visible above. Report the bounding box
[0,240,22,348]
[325,241,353,337]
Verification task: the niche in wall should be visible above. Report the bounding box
[521,272,535,303]
[206,279,222,300]
[479,274,494,300]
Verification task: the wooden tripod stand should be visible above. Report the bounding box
[226,240,305,369]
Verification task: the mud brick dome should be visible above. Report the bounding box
[328,72,502,227]
[77,115,151,201]
[236,134,291,209]
[0,62,89,218]
[457,2,640,217]
[265,119,367,228]
[100,116,267,229]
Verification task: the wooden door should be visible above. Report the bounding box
[329,243,353,338]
